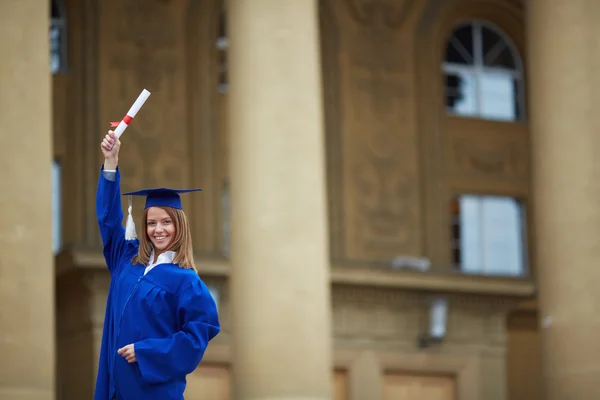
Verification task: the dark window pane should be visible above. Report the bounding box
[450,198,461,269]
[487,46,517,69]
[513,79,522,119]
[453,25,474,57]
[445,43,461,64]
[482,26,516,69]
[218,9,227,39]
[445,25,474,65]
[481,26,501,57]
[445,71,477,116]
[51,0,60,18]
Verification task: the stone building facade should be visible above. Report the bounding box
[2,0,596,399]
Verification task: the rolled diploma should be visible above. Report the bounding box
[113,89,151,138]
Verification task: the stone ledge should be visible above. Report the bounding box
[55,247,231,277]
[56,248,536,298]
[330,264,536,297]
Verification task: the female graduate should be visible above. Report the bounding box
[94,130,220,400]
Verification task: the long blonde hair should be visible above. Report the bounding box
[132,206,196,271]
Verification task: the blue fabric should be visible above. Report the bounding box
[94,166,220,400]
[122,187,203,210]
[113,391,125,400]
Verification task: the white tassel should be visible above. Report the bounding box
[125,195,137,240]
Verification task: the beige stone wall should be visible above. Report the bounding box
[331,287,515,400]
[507,307,542,400]
[55,271,107,399]
[0,1,55,399]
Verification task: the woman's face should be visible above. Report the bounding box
[146,207,176,253]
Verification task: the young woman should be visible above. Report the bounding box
[94,130,220,400]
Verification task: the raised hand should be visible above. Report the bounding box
[101,130,120,170]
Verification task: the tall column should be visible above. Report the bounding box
[0,2,55,400]
[227,1,332,399]
[528,1,600,399]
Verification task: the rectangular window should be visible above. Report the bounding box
[450,194,527,276]
[52,160,62,254]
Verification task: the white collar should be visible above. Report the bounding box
[148,249,176,267]
[144,249,177,276]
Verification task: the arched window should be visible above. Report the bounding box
[50,0,68,74]
[444,21,524,122]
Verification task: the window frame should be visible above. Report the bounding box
[442,20,526,122]
[50,0,69,75]
[450,193,530,278]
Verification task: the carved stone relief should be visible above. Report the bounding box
[449,135,529,180]
[344,0,418,29]
[321,0,424,262]
[99,0,191,193]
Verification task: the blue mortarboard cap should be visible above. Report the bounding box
[122,188,202,210]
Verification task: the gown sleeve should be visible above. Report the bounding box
[134,278,221,384]
[96,166,132,276]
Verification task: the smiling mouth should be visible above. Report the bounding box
[154,236,168,241]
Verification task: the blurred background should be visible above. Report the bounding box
[4,0,596,399]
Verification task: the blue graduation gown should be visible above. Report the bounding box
[93,167,220,400]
